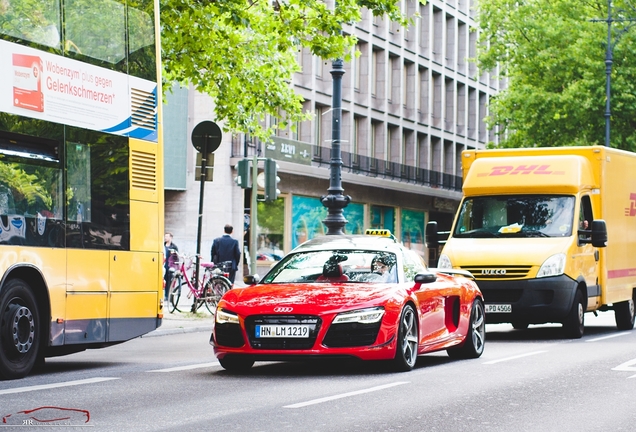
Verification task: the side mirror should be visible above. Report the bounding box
[243,274,260,285]
[425,221,439,248]
[414,272,438,284]
[426,221,450,247]
[591,219,607,248]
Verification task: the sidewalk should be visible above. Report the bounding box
[143,281,246,338]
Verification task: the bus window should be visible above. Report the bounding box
[0,0,62,50]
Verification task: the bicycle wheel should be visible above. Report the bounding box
[169,276,183,313]
[203,276,231,314]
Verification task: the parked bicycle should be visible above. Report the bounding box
[167,252,232,314]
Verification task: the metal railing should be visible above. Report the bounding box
[232,137,463,192]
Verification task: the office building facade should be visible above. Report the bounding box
[163,0,502,277]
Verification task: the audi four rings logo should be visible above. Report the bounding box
[273,307,294,313]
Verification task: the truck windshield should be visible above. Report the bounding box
[453,195,575,238]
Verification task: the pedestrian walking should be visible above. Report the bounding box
[211,224,241,284]
[164,232,179,303]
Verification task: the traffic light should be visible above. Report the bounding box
[234,159,251,189]
[264,158,280,202]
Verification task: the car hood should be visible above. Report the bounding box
[221,283,399,315]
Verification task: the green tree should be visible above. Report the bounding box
[476,0,636,150]
[160,0,416,141]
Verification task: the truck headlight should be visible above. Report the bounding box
[437,254,453,269]
[537,253,566,278]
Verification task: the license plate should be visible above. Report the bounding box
[485,304,512,313]
[255,325,311,338]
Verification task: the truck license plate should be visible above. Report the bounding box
[485,304,512,313]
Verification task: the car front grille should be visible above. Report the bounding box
[245,315,322,350]
[322,322,382,348]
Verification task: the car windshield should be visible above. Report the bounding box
[262,250,398,284]
[453,195,576,238]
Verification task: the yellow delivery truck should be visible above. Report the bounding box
[426,146,636,338]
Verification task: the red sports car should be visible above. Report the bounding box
[210,232,485,372]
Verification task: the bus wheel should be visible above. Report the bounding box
[614,290,636,330]
[0,279,41,380]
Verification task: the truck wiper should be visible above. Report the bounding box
[456,229,501,238]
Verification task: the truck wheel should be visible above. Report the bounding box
[614,290,636,330]
[0,279,41,379]
[563,290,584,339]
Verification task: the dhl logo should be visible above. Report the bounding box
[625,193,636,217]
[477,164,565,177]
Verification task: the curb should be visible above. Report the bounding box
[142,325,212,338]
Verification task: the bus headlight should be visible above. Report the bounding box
[437,254,453,269]
[537,253,566,278]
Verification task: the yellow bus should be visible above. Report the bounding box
[0,0,163,379]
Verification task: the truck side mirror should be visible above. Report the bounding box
[425,221,439,248]
[426,221,450,247]
[591,219,607,248]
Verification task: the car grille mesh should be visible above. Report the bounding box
[214,323,245,347]
[246,315,322,350]
[322,322,382,348]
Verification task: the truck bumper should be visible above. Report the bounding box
[477,275,579,325]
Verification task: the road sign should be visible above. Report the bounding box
[191,121,222,154]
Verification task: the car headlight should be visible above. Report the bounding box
[216,309,239,324]
[332,307,385,324]
[437,254,452,269]
[537,253,566,278]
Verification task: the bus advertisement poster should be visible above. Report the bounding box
[0,39,157,142]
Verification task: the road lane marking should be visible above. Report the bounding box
[0,377,119,395]
[586,332,631,342]
[611,358,636,379]
[283,382,409,409]
[483,350,547,365]
[147,362,219,373]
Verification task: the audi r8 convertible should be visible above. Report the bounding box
[210,231,485,372]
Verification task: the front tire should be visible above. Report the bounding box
[203,277,231,314]
[447,298,486,359]
[392,304,418,372]
[0,278,41,380]
[614,290,636,330]
[168,277,182,313]
[563,290,585,339]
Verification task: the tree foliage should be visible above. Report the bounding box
[160,0,416,141]
[476,0,636,150]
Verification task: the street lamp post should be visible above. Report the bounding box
[321,57,351,235]
[592,0,636,147]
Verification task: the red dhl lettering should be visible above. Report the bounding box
[477,164,564,177]
[624,193,636,217]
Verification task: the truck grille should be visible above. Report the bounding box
[461,265,532,280]
[245,315,321,350]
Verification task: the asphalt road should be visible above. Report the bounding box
[1,312,635,431]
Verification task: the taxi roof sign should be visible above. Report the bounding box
[365,229,392,237]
